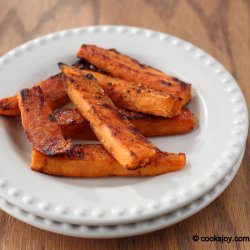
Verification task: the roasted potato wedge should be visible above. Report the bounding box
[0,73,69,116]
[61,65,182,117]
[54,108,196,140]
[77,45,191,105]
[39,73,70,110]
[31,145,186,177]
[54,108,95,140]
[0,96,20,116]
[60,64,157,169]
[18,86,71,155]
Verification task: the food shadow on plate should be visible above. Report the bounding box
[3,117,31,164]
[48,163,191,203]
[51,162,191,189]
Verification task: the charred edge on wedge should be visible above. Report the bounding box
[20,89,29,101]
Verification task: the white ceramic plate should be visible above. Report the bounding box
[0,26,248,225]
[0,146,245,238]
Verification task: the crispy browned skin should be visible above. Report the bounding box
[54,108,196,140]
[39,73,70,109]
[0,73,69,116]
[74,59,108,74]
[54,108,94,140]
[62,65,182,117]
[60,64,157,169]
[17,86,71,155]
[77,45,192,105]
[31,145,186,177]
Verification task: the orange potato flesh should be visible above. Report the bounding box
[60,64,157,169]
[62,65,182,117]
[54,108,196,140]
[77,45,191,106]
[0,73,69,116]
[31,145,186,177]
[18,86,71,155]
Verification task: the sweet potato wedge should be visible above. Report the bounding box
[0,96,20,116]
[17,86,71,155]
[60,64,157,169]
[77,45,192,105]
[31,145,186,177]
[54,108,196,140]
[54,108,95,140]
[39,73,70,110]
[61,65,182,117]
[0,73,69,116]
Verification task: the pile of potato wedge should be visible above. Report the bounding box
[0,45,196,177]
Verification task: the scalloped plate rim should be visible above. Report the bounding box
[0,25,248,225]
